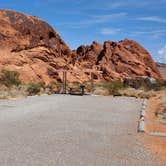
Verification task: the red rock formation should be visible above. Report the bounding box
[0,9,76,83]
[76,40,162,80]
[156,63,166,79]
[74,41,103,68]
[0,9,162,83]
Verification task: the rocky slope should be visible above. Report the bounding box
[0,9,162,83]
[0,9,82,83]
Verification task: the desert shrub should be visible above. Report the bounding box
[68,81,83,94]
[27,82,45,95]
[119,88,157,99]
[95,80,124,96]
[119,88,140,98]
[124,77,164,91]
[108,80,124,95]
[0,70,21,87]
[124,77,148,90]
[93,87,110,95]
[0,85,27,99]
[150,79,165,91]
[138,90,157,99]
[46,81,62,94]
[69,81,81,89]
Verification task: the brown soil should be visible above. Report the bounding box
[143,93,166,161]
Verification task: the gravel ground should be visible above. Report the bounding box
[0,95,165,166]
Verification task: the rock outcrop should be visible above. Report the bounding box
[75,40,162,80]
[0,9,77,83]
[0,9,162,83]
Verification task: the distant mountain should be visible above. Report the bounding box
[156,62,166,79]
[0,9,163,83]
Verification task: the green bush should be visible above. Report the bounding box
[27,82,45,95]
[0,70,21,87]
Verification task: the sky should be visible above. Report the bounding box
[0,0,166,63]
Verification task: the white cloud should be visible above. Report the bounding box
[138,16,166,23]
[157,45,166,62]
[130,30,166,37]
[108,2,126,9]
[80,13,127,25]
[100,28,121,35]
[92,1,163,10]
[57,12,127,28]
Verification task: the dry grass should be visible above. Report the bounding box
[93,87,110,96]
[119,88,157,99]
[93,81,124,96]
[0,74,165,100]
[0,85,27,99]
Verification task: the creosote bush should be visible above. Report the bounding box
[27,82,45,95]
[0,70,21,87]
[124,77,164,91]
[94,80,124,96]
[94,78,164,97]
[46,81,62,94]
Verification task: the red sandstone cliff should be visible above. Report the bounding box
[75,40,162,80]
[0,10,162,83]
[0,9,78,83]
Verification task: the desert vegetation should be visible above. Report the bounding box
[0,69,165,100]
[0,70,49,99]
[93,78,165,98]
[93,80,124,96]
[27,82,45,96]
[0,69,21,87]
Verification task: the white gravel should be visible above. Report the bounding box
[0,95,165,166]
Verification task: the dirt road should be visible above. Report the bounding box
[0,95,165,166]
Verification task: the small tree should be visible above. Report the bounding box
[0,70,21,87]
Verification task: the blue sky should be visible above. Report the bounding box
[0,0,166,63]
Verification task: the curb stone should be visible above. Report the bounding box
[138,99,147,132]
